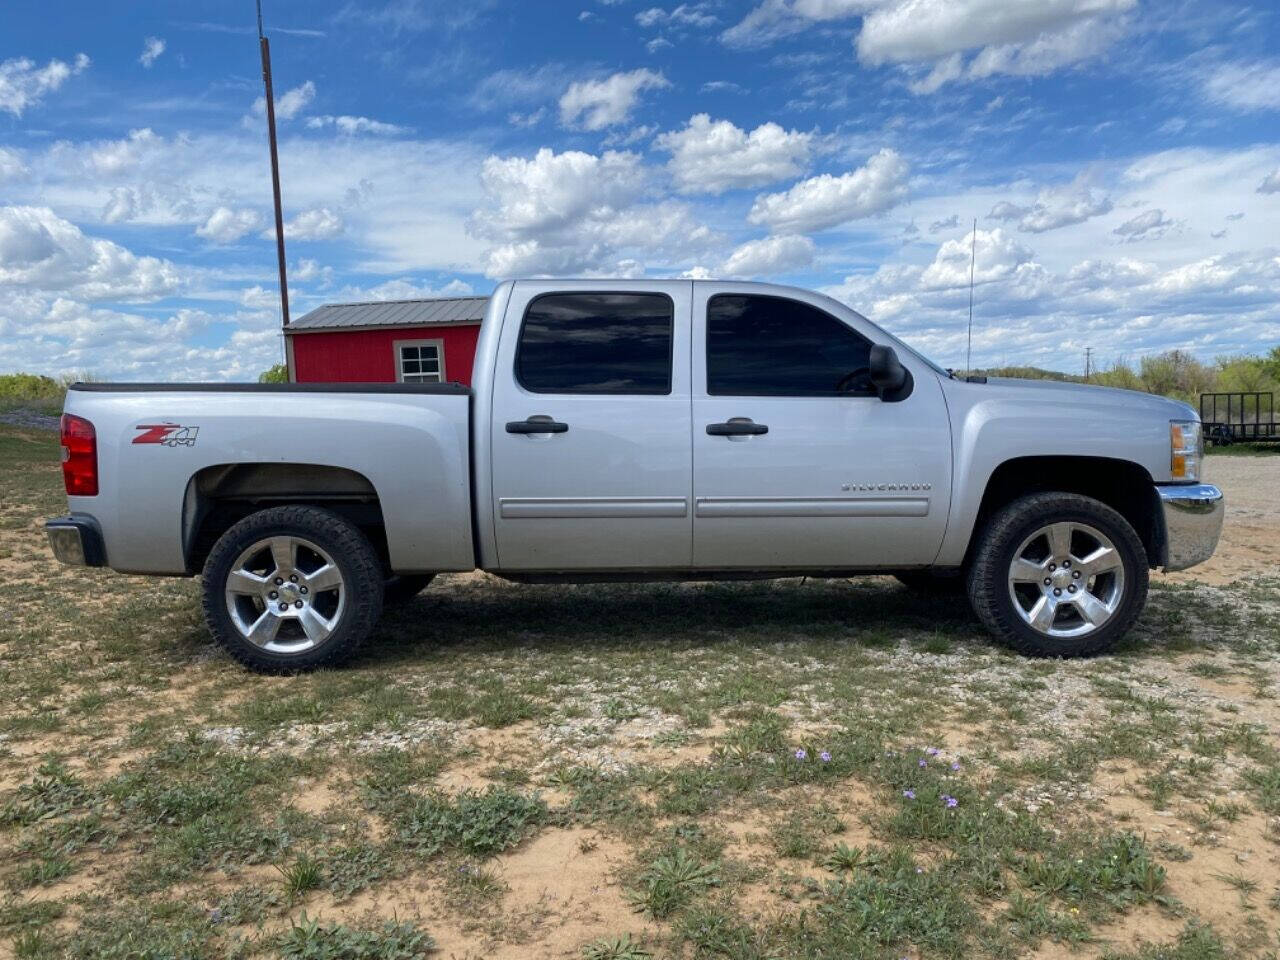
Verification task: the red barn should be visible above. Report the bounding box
[285,296,489,385]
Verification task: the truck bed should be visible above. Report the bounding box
[62,381,475,576]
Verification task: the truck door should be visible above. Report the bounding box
[489,281,693,570]
[691,285,952,569]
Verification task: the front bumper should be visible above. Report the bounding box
[1156,483,1224,571]
[45,516,106,567]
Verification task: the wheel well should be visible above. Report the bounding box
[969,456,1162,567]
[184,463,389,574]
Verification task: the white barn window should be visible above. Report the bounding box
[395,339,445,383]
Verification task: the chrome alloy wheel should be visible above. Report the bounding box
[1006,521,1125,639]
[224,535,345,653]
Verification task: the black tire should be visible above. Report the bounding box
[201,505,384,673]
[966,492,1148,658]
[383,573,435,605]
[894,571,965,594]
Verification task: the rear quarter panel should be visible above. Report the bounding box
[64,387,473,575]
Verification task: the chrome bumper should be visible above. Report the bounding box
[1156,484,1224,571]
[45,516,106,567]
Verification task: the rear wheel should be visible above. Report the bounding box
[966,492,1148,657]
[201,506,384,673]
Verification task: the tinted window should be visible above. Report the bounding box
[517,293,673,394]
[707,294,874,397]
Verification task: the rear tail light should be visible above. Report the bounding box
[60,414,98,496]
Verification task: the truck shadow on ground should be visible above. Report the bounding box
[350,576,1243,668]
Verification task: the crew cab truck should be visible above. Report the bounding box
[46,280,1225,672]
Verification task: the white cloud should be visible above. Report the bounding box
[636,4,718,28]
[89,128,160,174]
[655,114,812,194]
[269,207,345,242]
[1113,208,1173,241]
[985,178,1113,234]
[329,277,475,302]
[0,53,89,117]
[195,207,262,245]
[306,114,409,135]
[139,37,166,68]
[722,0,876,48]
[469,146,716,278]
[987,200,1025,222]
[920,227,1034,289]
[747,148,909,233]
[252,80,316,120]
[559,69,670,130]
[929,213,959,232]
[1015,179,1112,233]
[1259,169,1280,194]
[729,0,1133,91]
[0,205,181,301]
[1198,61,1280,113]
[856,0,1133,64]
[0,147,27,180]
[720,234,816,276]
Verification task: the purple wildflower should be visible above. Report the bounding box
[918,758,928,768]
[926,747,939,756]
[819,751,832,763]
[950,761,961,772]
[943,795,958,808]
[794,748,807,761]
[903,789,916,799]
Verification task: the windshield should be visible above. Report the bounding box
[875,326,951,378]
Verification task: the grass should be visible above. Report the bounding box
[1,418,1279,957]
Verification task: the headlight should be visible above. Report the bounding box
[1170,420,1202,481]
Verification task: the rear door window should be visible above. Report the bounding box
[516,292,674,395]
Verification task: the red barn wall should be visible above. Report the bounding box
[289,324,482,385]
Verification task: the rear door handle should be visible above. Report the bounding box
[506,417,569,434]
[707,419,768,436]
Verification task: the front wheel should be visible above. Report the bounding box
[201,505,384,673]
[966,492,1148,657]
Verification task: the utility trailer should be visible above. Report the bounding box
[1200,391,1280,445]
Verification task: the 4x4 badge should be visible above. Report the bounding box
[133,423,199,447]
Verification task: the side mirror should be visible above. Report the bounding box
[869,345,913,402]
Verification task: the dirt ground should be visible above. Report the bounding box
[1,427,1278,960]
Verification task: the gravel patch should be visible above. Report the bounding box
[0,410,59,431]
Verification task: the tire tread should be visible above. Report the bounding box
[201,505,383,673]
[966,492,1148,658]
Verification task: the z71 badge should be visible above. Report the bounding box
[133,423,200,447]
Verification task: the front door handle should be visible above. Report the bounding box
[506,417,569,434]
[707,419,768,436]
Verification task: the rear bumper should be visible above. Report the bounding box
[1155,483,1224,571]
[45,515,106,567]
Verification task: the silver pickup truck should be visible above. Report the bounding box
[46,279,1223,671]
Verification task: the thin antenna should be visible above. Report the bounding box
[1084,346,1093,381]
[257,0,290,332]
[965,217,976,376]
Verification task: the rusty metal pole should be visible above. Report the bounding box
[258,7,289,330]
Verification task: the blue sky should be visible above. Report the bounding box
[2,0,1278,380]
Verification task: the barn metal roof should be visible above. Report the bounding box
[289,296,489,331]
